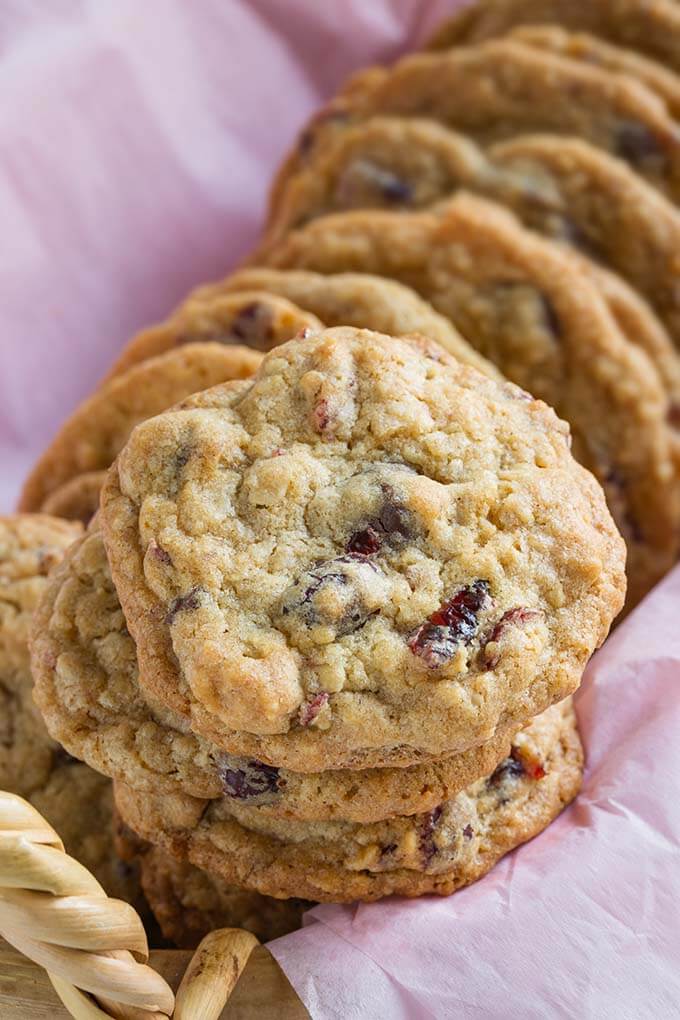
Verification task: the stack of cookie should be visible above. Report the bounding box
[18,0,680,945]
[30,328,625,923]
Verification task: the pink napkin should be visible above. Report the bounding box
[2,3,678,1017]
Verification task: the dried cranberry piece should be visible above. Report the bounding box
[616,123,664,165]
[312,397,332,434]
[540,294,561,339]
[165,587,202,624]
[483,607,543,668]
[219,759,281,799]
[227,302,275,351]
[463,824,474,840]
[487,755,525,789]
[373,168,413,203]
[346,525,382,556]
[299,692,329,727]
[408,580,490,668]
[151,542,172,566]
[421,805,443,865]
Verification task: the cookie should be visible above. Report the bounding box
[32,529,530,822]
[19,342,263,512]
[98,327,624,770]
[488,135,680,357]
[507,26,680,117]
[0,514,82,701]
[258,116,680,410]
[188,267,501,382]
[40,471,106,524]
[257,195,679,609]
[107,291,322,380]
[113,699,584,902]
[0,514,141,906]
[427,0,680,74]
[270,39,680,216]
[120,833,309,947]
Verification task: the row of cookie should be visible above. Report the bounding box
[261,0,680,611]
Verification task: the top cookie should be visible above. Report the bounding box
[100,327,625,770]
[427,0,680,74]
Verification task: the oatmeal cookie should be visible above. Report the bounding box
[119,832,308,947]
[258,195,678,608]
[98,327,624,769]
[269,40,680,220]
[32,528,527,821]
[427,0,680,74]
[113,699,583,902]
[258,117,680,411]
[40,471,106,524]
[506,26,680,117]
[107,291,322,379]
[261,116,680,360]
[188,267,500,381]
[19,343,262,512]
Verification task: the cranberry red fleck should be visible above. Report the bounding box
[463,824,474,840]
[487,755,525,788]
[299,691,329,727]
[151,541,172,566]
[346,525,382,556]
[408,580,491,668]
[483,607,543,668]
[165,586,202,625]
[421,805,444,865]
[219,759,281,800]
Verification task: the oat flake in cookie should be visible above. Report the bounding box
[99,328,624,770]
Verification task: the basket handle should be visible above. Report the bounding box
[0,791,258,1019]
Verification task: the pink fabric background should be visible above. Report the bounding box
[2,4,679,1018]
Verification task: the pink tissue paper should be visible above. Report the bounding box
[1,3,678,1018]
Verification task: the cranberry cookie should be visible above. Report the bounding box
[188,268,500,381]
[270,40,680,219]
[119,831,309,947]
[258,117,680,409]
[507,26,680,117]
[113,699,583,902]
[107,291,322,380]
[20,343,262,512]
[98,328,624,769]
[40,471,106,524]
[427,0,680,74]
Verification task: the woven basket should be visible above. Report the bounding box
[0,791,306,1019]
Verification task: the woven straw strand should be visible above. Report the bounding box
[0,791,175,1018]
